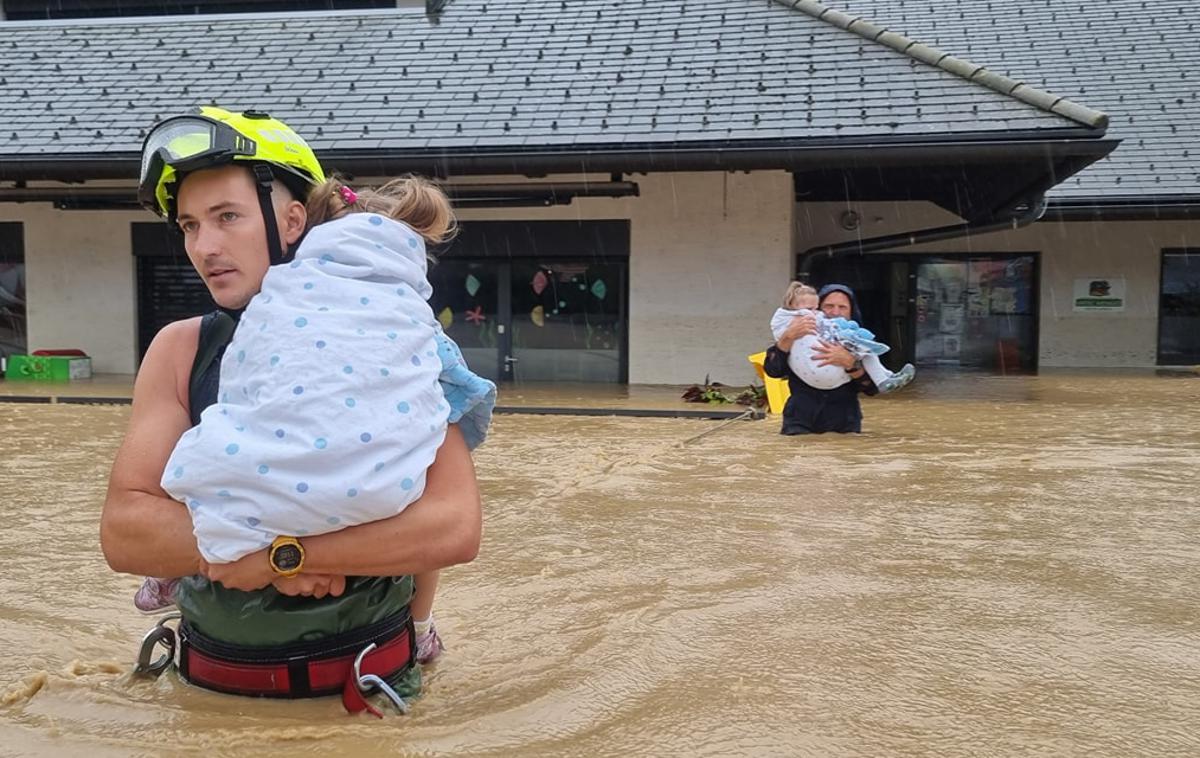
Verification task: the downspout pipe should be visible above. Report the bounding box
[796,195,1047,278]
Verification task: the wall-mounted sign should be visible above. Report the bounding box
[1073,277,1125,311]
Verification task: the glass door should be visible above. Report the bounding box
[427,260,502,382]
[914,256,1037,372]
[509,261,624,383]
[428,259,626,383]
[1158,250,1200,365]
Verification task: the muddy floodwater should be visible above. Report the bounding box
[1,372,1198,757]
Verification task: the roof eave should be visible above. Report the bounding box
[0,133,1119,182]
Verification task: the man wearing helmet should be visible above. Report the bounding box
[100,108,481,707]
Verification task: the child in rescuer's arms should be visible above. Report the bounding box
[136,175,496,665]
[770,282,915,393]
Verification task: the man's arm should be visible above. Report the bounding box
[103,318,482,586]
[202,424,483,592]
[100,318,208,578]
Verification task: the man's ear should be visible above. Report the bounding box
[282,200,307,246]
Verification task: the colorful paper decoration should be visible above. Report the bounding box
[591,280,607,300]
[465,306,486,325]
[465,273,481,296]
[437,307,453,329]
[531,270,548,295]
[530,305,545,327]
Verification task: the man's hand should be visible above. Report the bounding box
[204,549,276,592]
[778,314,818,351]
[273,574,347,599]
[811,340,858,370]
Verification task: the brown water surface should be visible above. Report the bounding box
[1,372,1198,756]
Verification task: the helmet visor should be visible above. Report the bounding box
[137,115,256,216]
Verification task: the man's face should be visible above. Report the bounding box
[175,164,302,310]
[820,291,853,319]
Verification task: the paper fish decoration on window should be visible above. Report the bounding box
[591,280,607,300]
[437,307,453,329]
[530,305,545,327]
[531,270,548,295]
[465,306,486,325]
[465,273,481,296]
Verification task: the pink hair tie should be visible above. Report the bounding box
[338,185,358,205]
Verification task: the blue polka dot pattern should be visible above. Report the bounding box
[360,297,370,305]
[411,355,421,366]
[396,401,410,413]
[345,398,356,408]
[387,332,397,340]
[258,464,269,474]
[408,237,419,249]
[237,350,246,363]
[293,386,304,395]
[347,488,358,497]
[316,340,326,349]
[173,466,184,479]
[225,443,239,455]
[270,355,280,366]
[247,516,261,526]
[304,282,314,290]
[320,254,334,264]
[294,317,308,328]
[343,365,354,374]
[374,462,385,472]
[296,482,309,493]
[396,287,406,296]
[275,428,285,438]
[360,432,372,443]
[326,516,341,525]
[380,368,390,376]
[369,215,383,226]
[217,490,230,498]
[315,438,327,449]
[401,478,415,490]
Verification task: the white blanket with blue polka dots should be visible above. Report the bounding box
[161,214,496,564]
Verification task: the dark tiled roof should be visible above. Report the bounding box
[828,0,1199,200]
[0,0,1103,167]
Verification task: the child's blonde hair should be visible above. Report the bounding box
[305,174,457,245]
[782,281,818,309]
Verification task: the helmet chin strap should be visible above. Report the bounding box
[251,163,289,267]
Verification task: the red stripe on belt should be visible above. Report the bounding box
[183,626,412,714]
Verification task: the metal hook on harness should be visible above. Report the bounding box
[134,613,181,678]
[353,642,410,714]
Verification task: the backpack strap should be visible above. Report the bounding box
[187,311,237,420]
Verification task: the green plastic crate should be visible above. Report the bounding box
[4,354,93,381]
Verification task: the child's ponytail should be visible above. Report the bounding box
[304,174,457,246]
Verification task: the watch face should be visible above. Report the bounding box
[273,544,302,572]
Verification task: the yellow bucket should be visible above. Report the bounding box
[748,352,791,415]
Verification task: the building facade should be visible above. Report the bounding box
[2,0,1194,386]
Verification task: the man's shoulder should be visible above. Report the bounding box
[149,316,204,359]
[134,316,204,407]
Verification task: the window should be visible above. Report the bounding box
[0,223,26,362]
[1158,249,1200,365]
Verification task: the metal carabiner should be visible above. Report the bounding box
[134,613,180,678]
[353,642,410,714]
